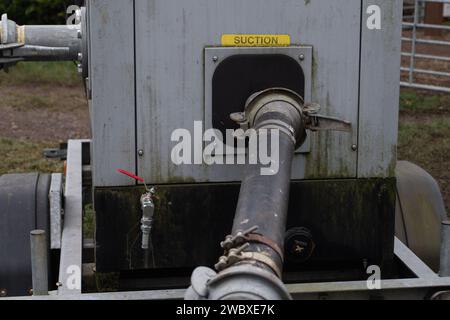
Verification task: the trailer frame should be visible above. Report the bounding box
[2,139,448,300]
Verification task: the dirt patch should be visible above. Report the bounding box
[0,85,90,143]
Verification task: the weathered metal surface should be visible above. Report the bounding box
[358,0,403,178]
[30,230,49,296]
[58,140,83,296]
[95,178,396,274]
[49,173,63,250]
[204,46,313,159]
[288,277,450,300]
[395,161,446,272]
[135,0,361,184]
[5,276,450,300]
[89,0,136,187]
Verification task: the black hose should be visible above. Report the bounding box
[230,96,305,277]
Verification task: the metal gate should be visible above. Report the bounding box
[401,0,450,93]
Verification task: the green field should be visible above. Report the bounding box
[0,61,80,86]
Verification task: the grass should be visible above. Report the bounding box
[0,61,80,86]
[84,204,95,239]
[0,137,63,175]
[398,119,450,164]
[1,90,53,111]
[399,88,450,211]
[398,120,450,213]
[0,84,86,113]
[400,89,450,112]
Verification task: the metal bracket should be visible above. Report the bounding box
[220,226,259,251]
[231,101,352,134]
[0,42,24,70]
[216,226,259,271]
[44,148,68,160]
[303,103,352,132]
[49,174,63,250]
[215,225,283,278]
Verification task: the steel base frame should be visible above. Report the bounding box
[3,140,450,300]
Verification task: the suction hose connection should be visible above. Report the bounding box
[187,88,307,300]
[186,88,351,300]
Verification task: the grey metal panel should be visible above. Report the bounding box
[89,0,136,187]
[358,0,403,178]
[58,140,83,296]
[135,0,361,184]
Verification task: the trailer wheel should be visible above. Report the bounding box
[395,161,447,272]
[0,173,51,297]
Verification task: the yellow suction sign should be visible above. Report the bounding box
[221,34,291,47]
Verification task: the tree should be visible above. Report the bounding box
[0,0,76,25]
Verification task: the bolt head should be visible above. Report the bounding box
[77,53,83,61]
[351,144,358,151]
[212,56,219,63]
[138,149,144,157]
[0,288,7,297]
[299,54,305,61]
[230,112,246,124]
